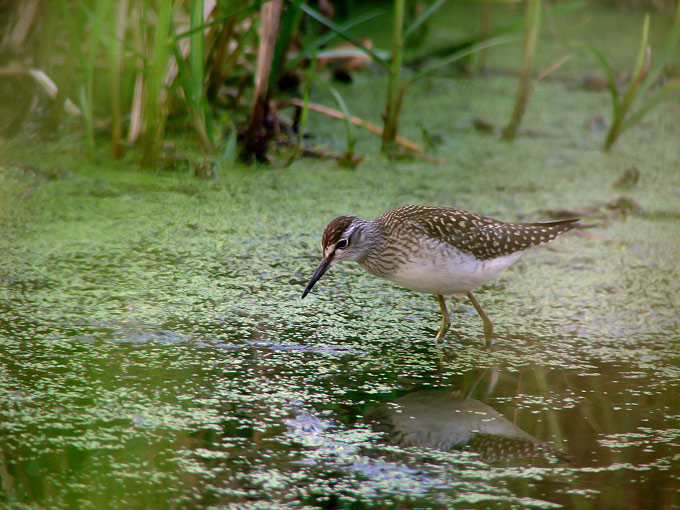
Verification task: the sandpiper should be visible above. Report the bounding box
[301,205,578,346]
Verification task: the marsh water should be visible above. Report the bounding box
[2,4,680,509]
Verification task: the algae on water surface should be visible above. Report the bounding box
[1,4,680,509]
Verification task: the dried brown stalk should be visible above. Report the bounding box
[280,98,443,163]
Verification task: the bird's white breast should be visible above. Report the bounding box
[382,241,525,295]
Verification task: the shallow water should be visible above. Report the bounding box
[2,5,680,508]
[2,141,679,509]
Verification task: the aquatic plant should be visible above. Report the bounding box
[5,0,677,168]
[381,0,521,153]
[174,0,215,156]
[502,0,541,141]
[581,2,680,151]
[382,0,406,153]
[242,1,385,162]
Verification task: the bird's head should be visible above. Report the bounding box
[301,215,372,298]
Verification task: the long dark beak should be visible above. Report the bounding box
[301,258,332,298]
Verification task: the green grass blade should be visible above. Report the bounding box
[604,15,652,150]
[300,3,389,69]
[407,34,522,84]
[638,1,680,99]
[284,59,312,167]
[188,0,214,153]
[141,0,173,167]
[329,87,355,153]
[108,0,127,158]
[83,1,110,157]
[222,125,238,164]
[502,0,541,141]
[188,0,204,105]
[382,0,405,150]
[58,0,88,147]
[285,9,384,72]
[75,0,144,61]
[621,77,680,133]
[314,76,355,153]
[403,0,446,41]
[174,1,263,41]
[61,0,110,157]
[269,0,304,92]
[576,42,620,110]
[632,15,650,80]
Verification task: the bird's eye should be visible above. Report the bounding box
[336,239,348,249]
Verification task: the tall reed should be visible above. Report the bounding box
[140,0,172,168]
[382,0,406,152]
[174,0,214,155]
[502,0,541,141]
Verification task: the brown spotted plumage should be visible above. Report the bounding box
[302,205,579,346]
[378,205,578,260]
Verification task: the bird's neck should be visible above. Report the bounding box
[354,219,387,272]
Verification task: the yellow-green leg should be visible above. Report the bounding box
[435,294,451,342]
[466,291,494,347]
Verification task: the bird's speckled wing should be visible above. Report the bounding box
[378,205,578,260]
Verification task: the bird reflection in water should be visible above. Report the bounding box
[366,371,571,463]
